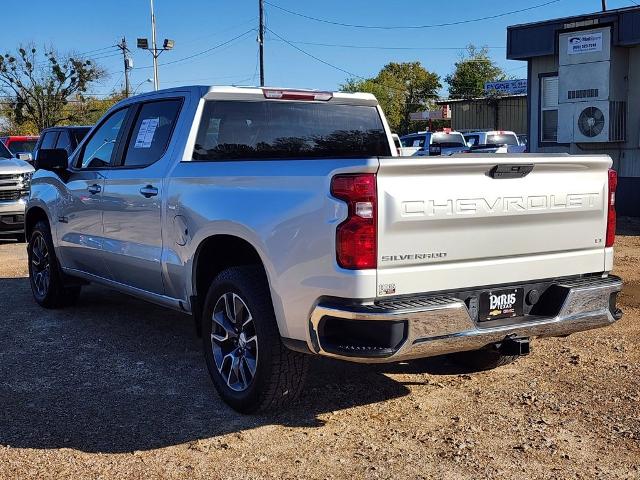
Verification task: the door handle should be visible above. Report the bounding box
[139,185,159,198]
[88,184,102,195]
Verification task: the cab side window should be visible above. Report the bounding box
[40,131,59,150]
[121,99,182,168]
[76,108,128,169]
[56,131,72,154]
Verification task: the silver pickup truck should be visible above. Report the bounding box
[0,141,34,241]
[26,86,623,413]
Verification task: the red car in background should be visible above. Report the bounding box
[0,135,39,160]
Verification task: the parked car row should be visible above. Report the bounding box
[0,135,39,160]
[0,141,34,242]
[0,126,91,242]
[398,129,527,156]
[464,131,527,153]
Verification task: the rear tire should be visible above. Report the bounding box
[202,265,308,413]
[450,348,520,372]
[28,220,81,308]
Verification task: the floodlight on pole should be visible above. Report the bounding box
[136,0,174,91]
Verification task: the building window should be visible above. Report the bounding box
[541,76,559,143]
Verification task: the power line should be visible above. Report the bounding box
[266,27,419,95]
[133,29,255,70]
[75,45,119,56]
[266,28,366,81]
[265,0,562,30]
[268,39,505,51]
[179,17,258,47]
[90,52,123,61]
[267,27,516,96]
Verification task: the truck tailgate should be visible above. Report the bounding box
[376,154,612,297]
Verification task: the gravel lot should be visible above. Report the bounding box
[0,225,638,479]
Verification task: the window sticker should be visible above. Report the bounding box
[134,118,160,148]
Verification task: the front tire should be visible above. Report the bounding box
[28,220,81,308]
[202,266,308,413]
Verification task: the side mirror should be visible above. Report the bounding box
[16,152,33,162]
[35,148,69,171]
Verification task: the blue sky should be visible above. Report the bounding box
[1,0,637,96]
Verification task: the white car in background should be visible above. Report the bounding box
[391,134,404,156]
[400,131,470,156]
[464,131,527,153]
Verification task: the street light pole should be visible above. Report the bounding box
[137,2,173,91]
[133,78,153,95]
[150,0,159,90]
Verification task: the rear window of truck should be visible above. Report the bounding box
[486,134,519,146]
[431,132,466,147]
[192,101,391,161]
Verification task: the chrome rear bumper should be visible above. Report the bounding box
[308,275,623,363]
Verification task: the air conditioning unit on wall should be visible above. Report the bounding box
[557,27,628,144]
[559,101,626,143]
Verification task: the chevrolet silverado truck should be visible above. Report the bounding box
[26,86,623,413]
[0,141,33,241]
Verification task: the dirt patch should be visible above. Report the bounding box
[0,237,638,479]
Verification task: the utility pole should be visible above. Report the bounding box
[259,0,265,86]
[116,37,132,97]
[602,0,607,11]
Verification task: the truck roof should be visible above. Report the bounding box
[127,85,379,106]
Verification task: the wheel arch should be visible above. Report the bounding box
[25,205,50,242]
[190,233,285,338]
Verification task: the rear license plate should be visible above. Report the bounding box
[478,288,524,322]
[429,145,441,155]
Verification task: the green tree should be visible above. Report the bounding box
[445,45,507,99]
[341,61,441,134]
[64,92,126,126]
[0,46,107,133]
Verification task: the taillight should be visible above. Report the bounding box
[606,168,617,247]
[331,174,377,269]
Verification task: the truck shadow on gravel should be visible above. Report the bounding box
[0,277,463,454]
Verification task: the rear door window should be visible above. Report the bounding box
[40,132,59,150]
[464,135,480,146]
[193,101,390,161]
[72,128,91,146]
[56,131,72,153]
[401,135,424,148]
[121,99,182,168]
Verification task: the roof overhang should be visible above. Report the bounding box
[507,6,640,60]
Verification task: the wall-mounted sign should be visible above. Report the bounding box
[484,79,528,95]
[567,32,603,55]
[409,106,451,121]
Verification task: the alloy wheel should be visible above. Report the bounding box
[30,233,51,297]
[211,292,258,392]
